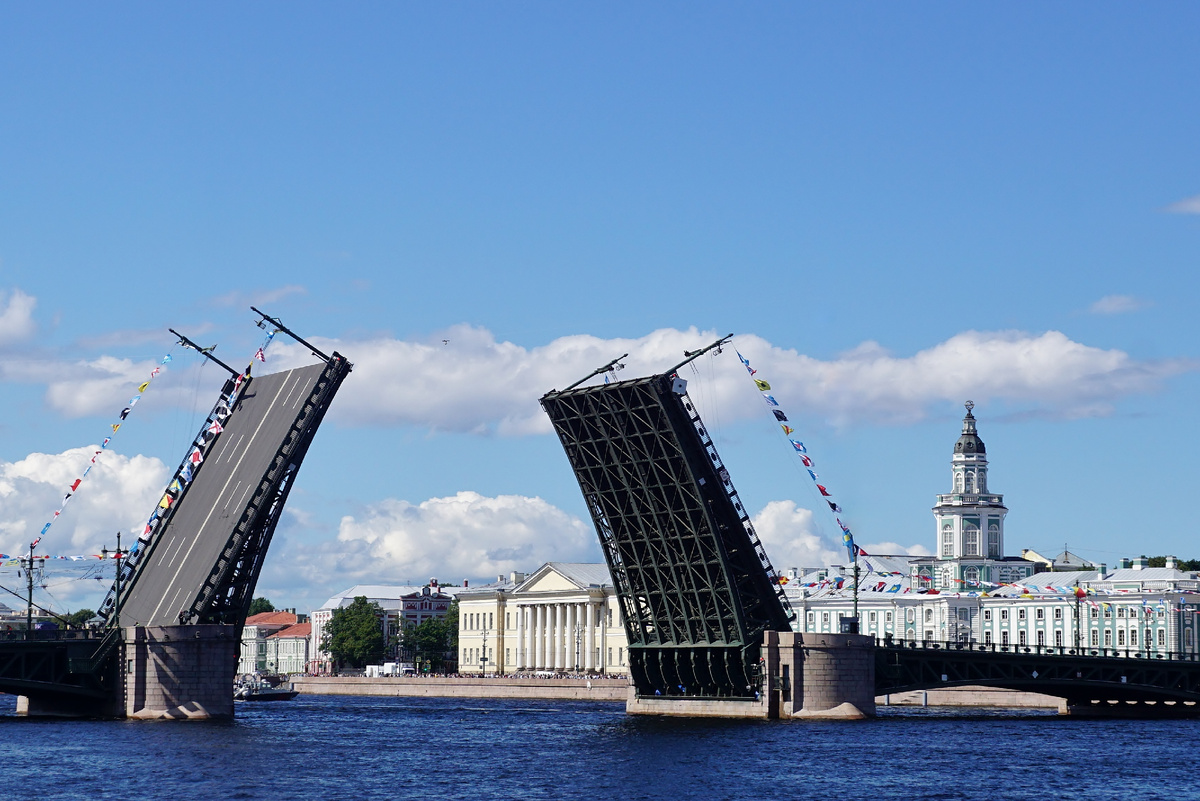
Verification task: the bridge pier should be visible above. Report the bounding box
[624,631,877,720]
[771,631,876,719]
[123,624,238,720]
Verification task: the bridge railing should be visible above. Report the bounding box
[0,628,111,643]
[874,636,1200,662]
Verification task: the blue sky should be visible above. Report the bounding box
[1,4,1197,614]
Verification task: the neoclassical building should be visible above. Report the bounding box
[788,403,1200,657]
[457,563,630,675]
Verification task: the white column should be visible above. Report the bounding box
[551,605,560,670]
[567,603,577,671]
[536,605,545,669]
[516,605,526,669]
[585,602,595,671]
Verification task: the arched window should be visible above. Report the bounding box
[964,566,980,583]
[924,608,933,623]
[988,524,1000,557]
[906,608,915,623]
[977,469,987,493]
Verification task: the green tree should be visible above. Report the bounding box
[321,596,385,671]
[401,600,459,672]
[65,609,95,628]
[248,597,276,615]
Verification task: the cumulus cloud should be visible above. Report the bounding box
[8,324,1191,429]
[262,326,1194,432]
[329,491,599,586]
[1089,295,1151,315]
[0,288,36,345]
[0,447,169,608]
[1164,194,1200,214]
[751,500,841,571]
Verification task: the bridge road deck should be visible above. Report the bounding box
[120,363,328,627]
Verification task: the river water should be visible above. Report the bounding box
[0,693,1195,800]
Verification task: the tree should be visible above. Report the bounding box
[248,597,276,615]
[401,600,459,672]
[65,609,95,628]
[321,596,385,671]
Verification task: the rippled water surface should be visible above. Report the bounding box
[0,693,1195,801]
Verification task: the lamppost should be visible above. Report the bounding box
[573,624,583,673]
[479,627,489,675]
[100,531,127,632]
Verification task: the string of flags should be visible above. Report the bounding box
[131,326,280,557]
[737,350,864,563]
[31,351,174,551]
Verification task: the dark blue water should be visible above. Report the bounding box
[0,693,1195,801]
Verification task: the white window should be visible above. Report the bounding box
[1158,629,1166,647]
[1091,630,1099,647]
[1104,631,1112,647]
[886,612,893,624]
[1019,609,1026,621]
[1036,630,1044,646]
[1117,629,1125,646]
[1054,608,1062,620]
[1054,631,1062,647]
[869,612,877,624]
[1130,629,1138,647]
[941,525,954,557]
[984,631,992,644]
[1001,631,1009,646]
[987,524,1000,557]
[963,525,979,557]
[1001,609,1009,621]
[984,610,992,621]
[1019,631,1027,646]
[1036,608,1044,620]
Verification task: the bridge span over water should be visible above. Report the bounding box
[0,317,350,718]
[543,341,1200,718]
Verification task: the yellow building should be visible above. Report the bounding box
[457,563,629,676]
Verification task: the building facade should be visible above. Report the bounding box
[238,611,300,674]
[265,622,311,675]
[457,563,630,676]
[309,582,458,674]
[791,403,1200,658]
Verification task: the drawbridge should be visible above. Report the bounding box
[541,338,793,700]
[0,315,350,712]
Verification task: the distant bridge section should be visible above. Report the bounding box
[542,370,793,700]
[877,639,1200,716]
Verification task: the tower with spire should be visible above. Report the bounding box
[911,402,1033,591]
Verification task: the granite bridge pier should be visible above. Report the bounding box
[0,315,351,719]
[540,338,1200,719]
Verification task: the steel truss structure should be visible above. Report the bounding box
[542,371,793,699]
[878,639,1200,711]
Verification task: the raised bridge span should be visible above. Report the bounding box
[542,344,1200,718]
[0,322,350,718]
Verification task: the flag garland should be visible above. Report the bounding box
[737,350,861,562]
[31,351,174,550]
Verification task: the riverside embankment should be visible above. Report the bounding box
[293,676,1061,709]
[293,675,629,701]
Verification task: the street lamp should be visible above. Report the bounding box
[573,624,582,673]
[479,627,489,675]
[100,531,127,632]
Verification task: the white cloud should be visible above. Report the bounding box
[1164,194,1200,214]
[1089,295,1151,315]
[210,285,307,308]
[860,541,932,557]
[330,491,599,586]
[0,447,169,608]
[262,326,1194,433]
[0,288,36,345]
[751,500,841,571]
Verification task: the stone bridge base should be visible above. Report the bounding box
[626,630,876,720]
[123,624,238,720]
